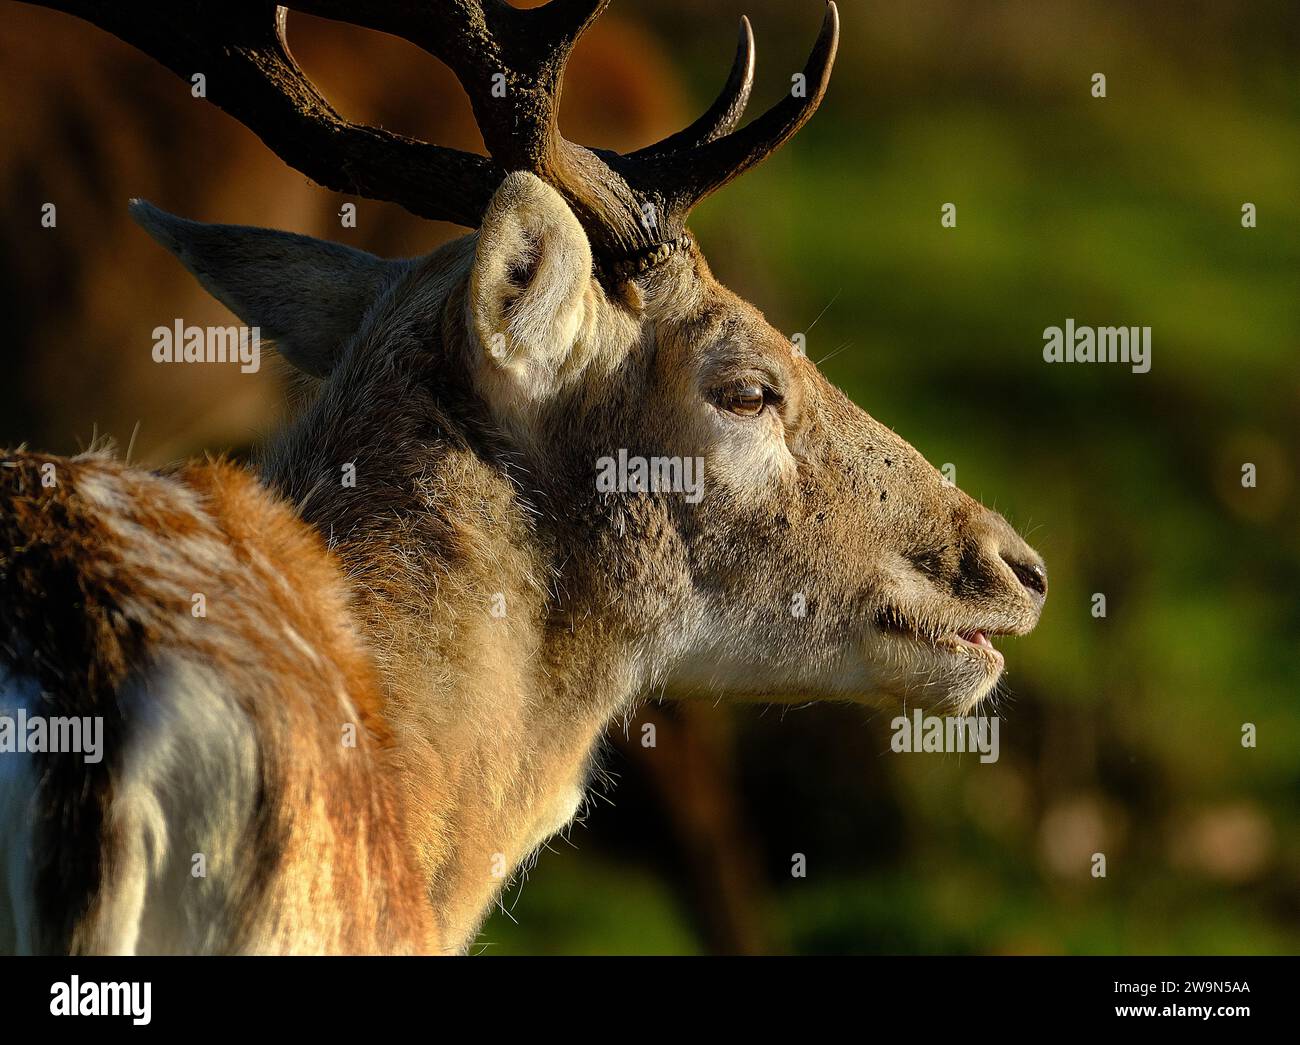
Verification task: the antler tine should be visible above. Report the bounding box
[525,0,612,54]
[629,17,756,160]
[293,0,607,157]
[633,1,839,225]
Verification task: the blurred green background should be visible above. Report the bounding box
[3,0,1297,953]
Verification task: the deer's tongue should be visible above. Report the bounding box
[960,630,993,649]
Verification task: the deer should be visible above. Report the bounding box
[0,0,1047,955]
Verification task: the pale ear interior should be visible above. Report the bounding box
[129,200,403,378]
[468,172,596,397]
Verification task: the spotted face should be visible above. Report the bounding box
[531,247,1047,714]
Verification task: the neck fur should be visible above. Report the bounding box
[258,264,644,951]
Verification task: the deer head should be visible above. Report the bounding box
[18,0,1046,950]
[43,0,1043,715]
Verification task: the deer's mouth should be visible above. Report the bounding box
[874,606,1005,666]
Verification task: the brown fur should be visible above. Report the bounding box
[0,171,1045,954]
[1,453,433,952]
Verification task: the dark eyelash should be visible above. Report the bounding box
[712,383,760,408]
[714,380,780,401]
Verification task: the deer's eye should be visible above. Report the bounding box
[717,383,768,417]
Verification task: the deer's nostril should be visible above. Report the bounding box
[1004,557,1047,598]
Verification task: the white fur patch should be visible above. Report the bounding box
[94,658,259,955]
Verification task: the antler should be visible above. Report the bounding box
[21,0,839,273]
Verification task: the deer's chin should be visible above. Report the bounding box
[869,607,1007,712]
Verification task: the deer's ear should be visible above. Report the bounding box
[129,199,399,378]
[468,172,597,401]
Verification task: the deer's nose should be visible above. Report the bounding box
[1002,553,1047,604]
[975,508,1047,608]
